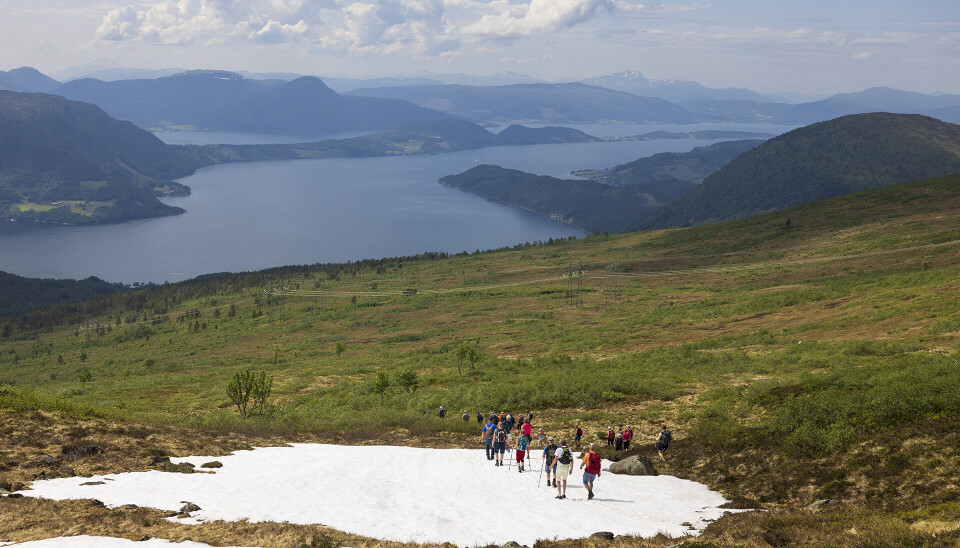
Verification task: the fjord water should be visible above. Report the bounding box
[0,123,794,284]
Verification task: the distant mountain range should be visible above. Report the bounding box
[638,113,960,229]
[348,83,696,124]
[578,70,770,103]
[7,64,960,128]
[53,71,450,132]
[0,67,60,93]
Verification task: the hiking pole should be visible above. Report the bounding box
[537,453,545,487]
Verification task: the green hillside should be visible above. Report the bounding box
[439,164,664,232]
[0,272,125,319]
[574,138,764,186]
[640,112,960,229]
[6,172,960,544]
[0,91,207,224]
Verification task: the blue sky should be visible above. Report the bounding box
[1,0,957,94]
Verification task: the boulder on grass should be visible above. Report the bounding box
[805,499,840,510]
[590,531,615,540]
[61,445,103,459]
[608,455,657,476]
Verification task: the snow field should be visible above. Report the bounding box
[17,444,730,547]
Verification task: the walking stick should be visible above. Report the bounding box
[537,452,545,487]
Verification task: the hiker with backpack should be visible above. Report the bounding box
[542,437,558,487]
[514,430,531,472]
[462,411,469,421]
[580,443,601,500]
[477,412,483,423]
[438,405,446,418]
[573,423,583,449]
[622,427,631,450]
[607,427,615,446]
[537,429,546,448]
[551,440,575,499]
[656,425,672,462]
[614,428,623,451]
[493,422,509,466]
[481,418,497,460]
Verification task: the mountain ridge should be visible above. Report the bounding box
[638,113,960,229]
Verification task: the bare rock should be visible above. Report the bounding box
[200,461,223,468]
[180,502,201,513]
[148,456,170,465]
[36,454,58,466]
[608,455,658,476]
[806,499,840,510]
[80,481,106,486]
[61,445,104,460]
[120,504,139,510]
[590,531,615,540]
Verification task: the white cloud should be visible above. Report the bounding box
[93,0,657,54]
[459,0,615,39]
[852,51,871,61]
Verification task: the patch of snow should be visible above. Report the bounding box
[18,444,730,547]
[4,536,256,548]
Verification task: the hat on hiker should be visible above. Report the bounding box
[548,437,554,441]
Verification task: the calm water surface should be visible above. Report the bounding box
[0,123,796,284]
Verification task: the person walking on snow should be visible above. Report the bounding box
[493,422,509,466]
[552,439,574,499]
[481,419,497,460]
[543,437,558,487]
[537,429,546,448]
[580,443,602,499]
[521,417,532,439]
[656,424,672,462]
[514,431,530,472]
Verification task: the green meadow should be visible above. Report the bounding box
[6,173,960,544]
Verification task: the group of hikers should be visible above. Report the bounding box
[473,409,673,500]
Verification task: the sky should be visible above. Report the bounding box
[1,0,958,95]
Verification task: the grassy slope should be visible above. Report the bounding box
[6,173,960,545]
